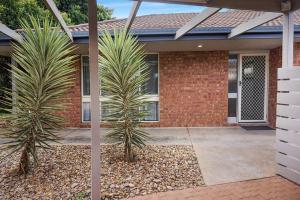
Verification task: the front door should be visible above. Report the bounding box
[238,54,268,123]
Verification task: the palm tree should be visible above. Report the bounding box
[0,16,76,174]
[99,30,150,162]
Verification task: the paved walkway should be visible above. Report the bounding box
[128,176,300,200]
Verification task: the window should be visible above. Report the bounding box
[228,54,238,123]
[143,54,158,95]
[0,56,12,114]
[82,56,90,96]
[81,54,159,122]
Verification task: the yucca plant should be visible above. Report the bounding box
[0,16,76,174]
[99,30,150,162]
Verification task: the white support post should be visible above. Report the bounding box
[282,11,294,68]
[88,0,101,199]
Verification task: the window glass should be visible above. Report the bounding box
[228,55,238,93]
[82,56,90,96]
[143,54,158,95]
[228,98,237,117]
[101,102,114,121]
[83,102,91,121]
[143,102,159,121]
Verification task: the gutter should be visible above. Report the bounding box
[1,25,300,45]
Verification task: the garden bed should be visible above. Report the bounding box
[0,145,204,200]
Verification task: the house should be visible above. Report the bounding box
[1,9,300,128]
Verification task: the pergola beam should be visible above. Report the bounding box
[0,23,23,43]
[125,0,142,31]
[175,7,221,40]
[43,0,73,41]
[228,12,283,39]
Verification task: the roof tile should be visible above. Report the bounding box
[68,10,300,32]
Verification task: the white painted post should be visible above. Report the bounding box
[282,11,294,68]
[88,0,101,199]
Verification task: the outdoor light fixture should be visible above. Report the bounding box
[198,44,203,48]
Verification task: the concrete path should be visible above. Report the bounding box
[188,127,276,185]
[0,127,276,186]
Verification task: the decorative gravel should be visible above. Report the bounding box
[0,145,204,200]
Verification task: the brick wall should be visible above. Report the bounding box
[269,43,300,128]
[59,58,82,127]
[158,51,228,127]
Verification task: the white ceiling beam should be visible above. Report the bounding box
[175,7,221,40]
[125,0,142,31]
[43,0,73,41]
[228,12,283,39]
[0,22,23,43]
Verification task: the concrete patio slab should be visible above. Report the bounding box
[188,127,276,185]
[143,127,191,145]
[55,127,191,145]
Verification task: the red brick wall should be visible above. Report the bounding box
[64,51,229,128]
[269,47,281,128]
[62,45,300,128]
[158,51,228,127]
[59,58,82,127]
[269,43,300,128]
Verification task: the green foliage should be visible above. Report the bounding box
[0,16,76,174]
[54,0,113,24]
[99,30,150,162]
[0,0,113,29]
[0,0,50,30]
[97,4,113,22]
[75,193,85,200]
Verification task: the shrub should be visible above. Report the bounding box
[99,30,150,162]
[0,16,76,174]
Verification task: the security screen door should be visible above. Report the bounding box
[238,54,268,123]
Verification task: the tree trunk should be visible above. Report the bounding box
[18,145,30,174]
[124,127,134,162]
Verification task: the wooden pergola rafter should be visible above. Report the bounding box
[0,22,23,43]
[44,0,73,41]
[175,7,221,40]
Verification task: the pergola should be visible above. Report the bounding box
[1,0,300,199]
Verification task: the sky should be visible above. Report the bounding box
[98,0,204,19]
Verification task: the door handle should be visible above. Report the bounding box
[239,81,242,86]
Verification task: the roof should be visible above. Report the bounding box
[1,10,300,45]
[68,10,300,32]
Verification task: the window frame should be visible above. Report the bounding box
[80,53,160,123]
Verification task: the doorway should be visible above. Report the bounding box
[238,53,268,123]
